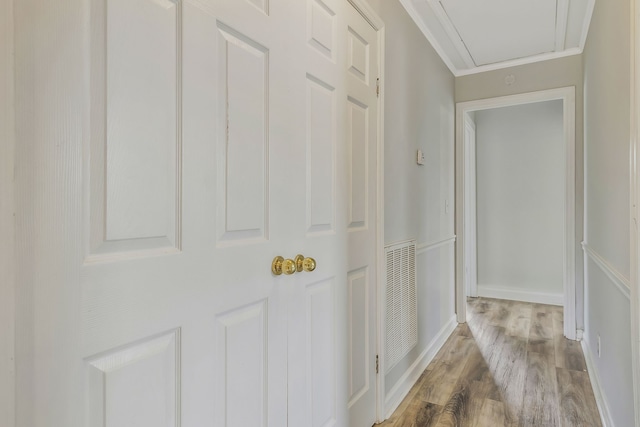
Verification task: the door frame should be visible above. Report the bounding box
[630,0,640,422]
[345,0,385,422]
[455,86,577,340]
[463,114,477,298]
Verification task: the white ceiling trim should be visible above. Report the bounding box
[426,0,475,68]
[401,0,596,77]
[398,0,460,73]
[455,47,582,77]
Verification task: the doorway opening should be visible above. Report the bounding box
[455,87,578,340]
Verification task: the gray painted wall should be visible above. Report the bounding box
[364,0,456,399]
[0,0,15,425]
[583,0,634,424]
[475,101,565,299]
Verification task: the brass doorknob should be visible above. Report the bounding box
[294,254,317,272]
[272,256,297,275]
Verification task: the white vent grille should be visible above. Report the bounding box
[385,240,417,373]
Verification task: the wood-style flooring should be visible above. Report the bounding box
[379,298,602,427]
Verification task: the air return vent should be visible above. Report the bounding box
[385,240,417,373]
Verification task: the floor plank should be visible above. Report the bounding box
[529,304,554,340]
[379,298,602,427]
[434,383,468,427]
[393,400,444,427]
[476,399,509,427]
[415,361,461,407]
[562,339,588,372]
[505,303,533,338]
[556,368,603,427]
[520,351,560,426]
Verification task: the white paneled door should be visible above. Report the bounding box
[32,0,379,426]
[287,2,379,427]
[85,2,292,425]
[344,4,379,426]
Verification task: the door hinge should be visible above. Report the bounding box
[376,354,379,374]
[376,78,380,97]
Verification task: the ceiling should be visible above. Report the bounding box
[400,0,595,76]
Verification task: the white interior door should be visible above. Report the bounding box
[285,0,346,425]
[286,2,379,427]
[344,4,379,427]
[22,0,380,425]
[82,1,299,425]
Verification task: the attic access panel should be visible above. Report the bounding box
[439,0,557,66]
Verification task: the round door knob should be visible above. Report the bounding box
[295,254,316,272]
[302,257,316,272]
[272,256,285,275]
[272,256,297,276]
[282,258,297,275]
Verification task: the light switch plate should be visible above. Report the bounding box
[417,149,425,165]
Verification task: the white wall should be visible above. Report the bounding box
[455,55,585,328]
[583,0,635,424]
[364,0,456,414]
[475,101,565,302]
[0,0,15,425]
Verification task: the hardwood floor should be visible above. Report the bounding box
[379,298,602,427]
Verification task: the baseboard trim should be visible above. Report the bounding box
[581,338,615,427]
[477,284,563,306]
[383,315,458,419]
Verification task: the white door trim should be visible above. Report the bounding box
[463,115,477,298]
[0,0,15,424]
[455,86,577,340]
[629,0,640,422]
[345,0,385,422]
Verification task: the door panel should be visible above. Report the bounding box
[215,23,269,244]
[347,27,370,83]
[214,300,269,427]
[104,0,178,244]
[87,0,181,259]
[86,331,180,427]
[347,267,369,406]
[347,97,369,230]
[307,279,337,427]
[246,0,268,15]
[308,0,336,60]
[306,75,336,236]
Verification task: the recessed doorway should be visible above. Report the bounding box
[455,87,578,340]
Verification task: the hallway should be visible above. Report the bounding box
[380,298,602,427]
